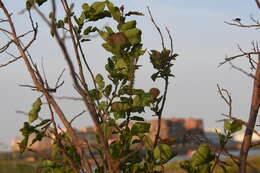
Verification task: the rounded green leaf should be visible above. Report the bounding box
[124,28,142,45]
[91,2,105,15]
[118,20,137,31]
[82,3,90,11]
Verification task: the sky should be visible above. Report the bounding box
[0,0,259,150]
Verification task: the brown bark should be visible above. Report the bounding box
[239,54,260,173]
[255,0,260,9]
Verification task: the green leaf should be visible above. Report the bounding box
[91,1,105,15]
[95,166,105,173]
[74,16,83,26]
[82,3,90,11]
[230,120,242,133]
[224,120,242,133]
[56,20,64,28]
[95,74,105,90]
[111,102,124,112]
[124,28,142,45]
[48,12,54,19]
[118,20,136,32]
[20,122,35,136]
[95,73,105,90]
[151,72,160,81]
[131,122,150,136]
[31,131,45,146]
[105,58,114,72]
[28,98,42,123]
[89,89,102,100]
[142,135,153,149]
[18,136,29,153]
[103,84,112,97]
[83,26,93,35]
[105,26,114,34]
[95,73,104,83]
[115,58,127,69]
[99,101,108,110]
[81,39,91,42]
[130,116,144,121]
[101,124,112,139]
[154,144,176,164]
[98,30,109,41]
[102,43,113,52]
[26,0,34,10]
[133,96,142,107]
[191,144,214,167]
[35,0,47,6]
[110,142,121,159]
[170,53,178,60]
[106,1,121,22]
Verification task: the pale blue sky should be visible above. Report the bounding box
[0,0,259,150]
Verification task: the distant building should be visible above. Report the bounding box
[204,129,221,144]
[149,117,204,142]
[11,127,97,152]
[11,117,205,151]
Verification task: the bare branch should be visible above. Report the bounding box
[224,21,260,28]
[69,110,86,124]
[147,7,165,50]
[0,54,21,67]
[55,68,65,88]
[55,96,83,101]
[229,62,257,80]
[217,84,232,116]
[219,52,260,67]
[166,27,173,56]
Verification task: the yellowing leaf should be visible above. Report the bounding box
[28,98,42,123]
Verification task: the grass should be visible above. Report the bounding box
[0,154,260,173]
[164,155,260,173]
[0,160,37,173]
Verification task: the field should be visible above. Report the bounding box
[164,155,260,173]
[0,161,36,173]
[0,153,260,173]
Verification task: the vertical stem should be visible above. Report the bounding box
[239,54,260,173]
[154,77,169,148]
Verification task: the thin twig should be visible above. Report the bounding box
[166,27,173,56]
[229,62,257,80]
[147,7,165,50]
[217,84,232,116]
[70,110,86,124]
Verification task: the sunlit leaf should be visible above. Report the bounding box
[154,144,176,164]
[28,98,42,123]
